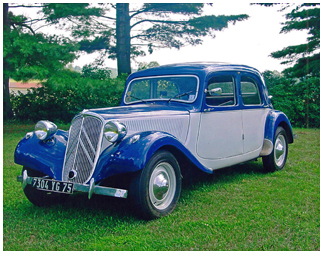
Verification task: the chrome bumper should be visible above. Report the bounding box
[17,170,128,199]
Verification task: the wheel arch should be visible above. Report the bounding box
[157,145,193,176]
[277,120,293,144]
[94,131,213,182]
[264,110,294,145]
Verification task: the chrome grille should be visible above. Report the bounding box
[62,115,103,184]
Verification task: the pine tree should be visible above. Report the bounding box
[3,4,81,120]
[269,4,320,78]
[43,3,249,76]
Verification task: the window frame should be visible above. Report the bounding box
[124,75,200,105]
[205,74,237,108]
[240,74,263,106]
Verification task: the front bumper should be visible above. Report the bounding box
[17,170,128,199]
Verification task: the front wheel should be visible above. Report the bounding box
[262,127,288,172]
[129,150,182,220]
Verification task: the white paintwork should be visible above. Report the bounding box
[184,112,201,157]
[197,110,243,159]
[197,148,261,170]
[119,115,190,144]
[97,108,269,173]
[242,108,270,153]
[184,109,270,171]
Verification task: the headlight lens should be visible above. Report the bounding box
[104,121,127,143]
[35,120,57,141]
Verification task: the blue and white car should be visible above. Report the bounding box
[15,62,294,219]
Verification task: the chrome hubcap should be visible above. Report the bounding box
[149,162,176,210]
[153,173,169,200]
[274,134,286,167]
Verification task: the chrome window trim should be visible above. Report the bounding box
[205,75,237,107]
[123,75,200,105]
[241,75,263,106]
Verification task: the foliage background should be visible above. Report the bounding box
[263,71,320,128]
[10,68,320,128]
[10,67,126,123]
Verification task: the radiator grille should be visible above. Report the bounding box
[62,115,103,184]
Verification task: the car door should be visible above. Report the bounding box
[197,73,243,159]
[240,73,270,153]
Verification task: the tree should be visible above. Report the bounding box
[263,70,320,128]
[3,4,82,120]
[261,3,320,78]
[137,61,160,71]
[3,3,13,119]
[43,3,249,76]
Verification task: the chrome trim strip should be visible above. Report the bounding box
[124,74,200,105]
[72,117,84,174]
[81,126,96,155]
[79,138,94,168]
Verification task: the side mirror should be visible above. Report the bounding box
[268,95,273,100]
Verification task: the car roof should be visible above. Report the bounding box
[129,62,262,80]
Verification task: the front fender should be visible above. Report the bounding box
[264,110,294,144]
[93,131,212,182]
[14,130,68,180]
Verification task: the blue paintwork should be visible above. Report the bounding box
[201,70,273,112]
[122,62,269,111]
[92,131,213,182]
[264,110,294,144]
[14,130,68,180]
[14,62,294,185]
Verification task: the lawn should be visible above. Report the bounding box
[3,123,320,251]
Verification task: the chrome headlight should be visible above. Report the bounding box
[103,121,127,143]
[34,120,57,141]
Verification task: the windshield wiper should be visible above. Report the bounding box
[129,95,147,104]
[168,91,193,103]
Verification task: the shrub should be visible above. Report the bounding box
[11,69,126,123]
[263,71,320,128]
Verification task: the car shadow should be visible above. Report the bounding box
[182,158,266,188]
[17,159,268,223]
[34,159,267,220]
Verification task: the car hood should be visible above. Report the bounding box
[83,104,190,121]
[83,104,190,144]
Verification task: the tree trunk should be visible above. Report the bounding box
[116,3,131,76]
[3,3,13,120]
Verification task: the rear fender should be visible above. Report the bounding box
[14,130,68,180]
[93,131,212,182]
[264,110,294,144]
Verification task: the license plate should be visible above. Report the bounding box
[32,178,74,194]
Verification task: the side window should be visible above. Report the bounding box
[206,75,235,106]
[241,76,261,105]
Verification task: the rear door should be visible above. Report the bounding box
[240,73,269,153]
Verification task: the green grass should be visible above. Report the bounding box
[3,123,320,251]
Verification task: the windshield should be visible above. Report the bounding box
[124,75,199,104]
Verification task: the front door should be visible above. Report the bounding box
[197,73,243,159]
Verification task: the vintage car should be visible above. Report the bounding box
[15,62,294,219]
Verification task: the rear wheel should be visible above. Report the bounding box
[129,150,182,219]
[22,167,68,207]
[262,127,288,172]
